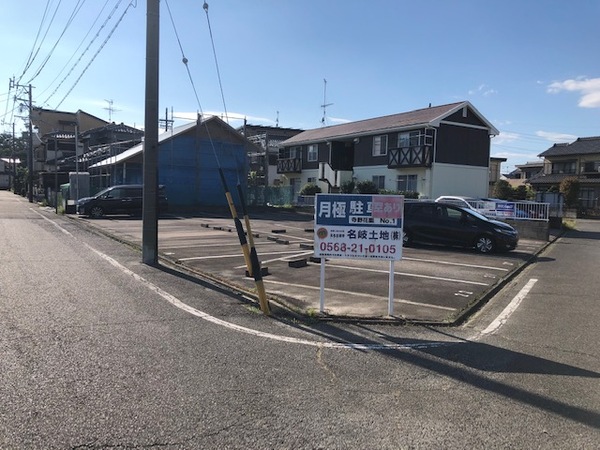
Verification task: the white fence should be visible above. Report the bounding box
[466,200,550,221]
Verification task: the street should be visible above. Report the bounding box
[1,190,599,449]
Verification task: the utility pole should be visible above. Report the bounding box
[11,78,35,202]
[27,84,34,203]
[142,0,160,266]
[10,122,15,191]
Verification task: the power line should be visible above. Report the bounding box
[54,0,136,109]
[17,0,62,84]
[25,0,88,85]
[38,0,113,101]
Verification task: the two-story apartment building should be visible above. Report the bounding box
[277,101,499,199]
[529,136,600,209]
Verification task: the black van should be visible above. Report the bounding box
[77,184,168,218]
[403,200,518,253]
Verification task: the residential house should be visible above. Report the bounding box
[238,123,303,186]
[89,115,255,208]
[30,108,109,201]
[277,101,499,199]
[505,160,544,188]
[0,158,17,189]
[529,136,600,209]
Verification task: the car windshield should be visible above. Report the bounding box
[94,187,112,198]
[464,208,490,222]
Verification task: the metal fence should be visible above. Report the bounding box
[466,200,550,221]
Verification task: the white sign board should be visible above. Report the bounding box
[314,194,404,261]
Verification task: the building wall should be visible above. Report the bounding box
[435,123,490,167]
[157,136,246,208]
[430,163,489,198]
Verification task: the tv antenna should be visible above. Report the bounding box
[321,78,333,126]
[104,99,121,122]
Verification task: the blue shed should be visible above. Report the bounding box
[89,116,252,208]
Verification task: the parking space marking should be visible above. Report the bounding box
[324,263,489,286]
[260,279,456,311]
[178,250,311,262]
[480,278,538,335]
[403,257,509,272]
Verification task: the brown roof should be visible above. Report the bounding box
[281,101,498,146]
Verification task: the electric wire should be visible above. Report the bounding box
[25,0,88,85]
[38,0,114,102]
[54,0,136,109]
[40,0,123,105]
[203,1,229,124]
[17,0,53,84]
[17,0,63,85]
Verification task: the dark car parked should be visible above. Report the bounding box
[403,200,518,253]
[77,184,168,218]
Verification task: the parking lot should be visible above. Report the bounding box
[74,208,553,324]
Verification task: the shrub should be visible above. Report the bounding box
[299,183,321,196]
[340,180,355,194]
[355,180,378,194]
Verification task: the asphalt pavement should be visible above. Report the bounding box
[68,206,558,324]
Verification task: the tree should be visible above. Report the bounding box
[513,185,528,200]
[0,132,28,162]
[559,176,580,208]
[492,179,513,200]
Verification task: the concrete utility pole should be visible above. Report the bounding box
[27,84,34,203]
[142,0,160,265]
[11,78,35,202]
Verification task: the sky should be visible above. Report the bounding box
[1,0,599,174]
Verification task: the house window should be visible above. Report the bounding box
[398,131,421,148]
[279,146,300,159]
[372,175,385,190]
[307,177,317,184]
[372,135,388,156]
[307,144,318,162]
[397,174,417,192]
[551,160,576,174]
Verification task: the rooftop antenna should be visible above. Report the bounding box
[104,99,121,122]
[276,110,279,127]
[321,78,333,126]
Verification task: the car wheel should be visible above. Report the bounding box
[475,235,494,253]
[403,230,412,247]
[89,206,104,218]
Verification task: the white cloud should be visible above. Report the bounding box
[535,130,577,143]
[468,84,497,97]
[547,77,600,108]
[492,131,520,145]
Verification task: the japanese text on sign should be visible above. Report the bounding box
[314,194,404,260]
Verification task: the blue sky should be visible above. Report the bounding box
[1,0,599,173]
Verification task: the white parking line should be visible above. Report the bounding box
[324,263,489,286]
[480,278,538,335]
[261,279,456,311]
[403,257,509,272]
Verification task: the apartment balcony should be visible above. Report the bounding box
[277,157,302,173]
[388,146,432,168]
